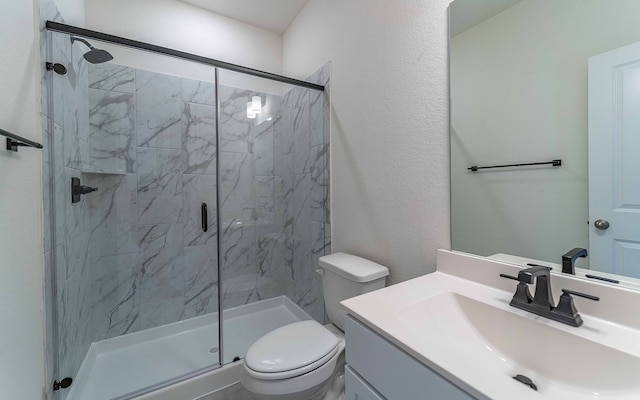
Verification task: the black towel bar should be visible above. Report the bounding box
[468,159,561,172]
[1,128,43,152]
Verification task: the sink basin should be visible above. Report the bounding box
[397,292,640,398]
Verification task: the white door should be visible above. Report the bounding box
[589,41,640,278]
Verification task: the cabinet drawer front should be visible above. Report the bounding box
[346,366,386,400]
[345,315,474,400]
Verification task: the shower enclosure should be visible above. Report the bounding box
[42,21,329,400]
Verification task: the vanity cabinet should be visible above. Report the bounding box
[345,315,474,400]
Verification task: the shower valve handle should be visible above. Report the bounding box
[79,185,98,195]
[71,177,98,203]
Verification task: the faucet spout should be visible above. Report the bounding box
[562,248,588,274]
[516,266,554,309]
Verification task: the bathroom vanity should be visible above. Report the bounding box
[344,315,472,399]
[342,250,640,400]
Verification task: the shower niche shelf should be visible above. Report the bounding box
[80,168,127,176]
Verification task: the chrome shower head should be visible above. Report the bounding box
[70,36,114,64]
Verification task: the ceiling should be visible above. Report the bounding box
[179,0,309,34]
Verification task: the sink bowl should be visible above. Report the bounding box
[397,292,640,398]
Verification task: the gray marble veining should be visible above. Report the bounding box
[89,63,135,93]
[292,100,311,175]
[309,90,324,147]
[88,88,136,173]
[219,86,254,153]
[255,176,275,215]
[50,31,70,127]
[139,296,185,331]
[183,244,218,319]
[292,238,324,322]
[138,223,185,304]
[254,126,274,177]
[219,151,255,213]
[183,102,217,175]
[182,78,216,106]
[275,106,295,158]
[136,70,182,149]
[88,253,140,339]
[293,173,312,243]
[310,144,328,223]
[87,173,138,257]
[137,147,183,225]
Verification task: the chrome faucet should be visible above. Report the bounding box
[562,248,587,274]
[500,266,599,327]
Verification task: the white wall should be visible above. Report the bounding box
[84,0,283,75]
[0,1,45,399]
[52,0,84,25]
[450,0,640,266]
[283,0,452,284]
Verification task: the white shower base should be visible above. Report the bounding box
[67,296,310,400]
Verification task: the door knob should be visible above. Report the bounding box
[594,219,610,230]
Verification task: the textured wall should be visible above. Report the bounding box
[283,0,453,284]
[0,3,46,400]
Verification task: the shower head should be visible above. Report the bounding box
[70,36,114,64]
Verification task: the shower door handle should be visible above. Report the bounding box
[201,203,208,232]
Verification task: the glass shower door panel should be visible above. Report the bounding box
[218,69,327,364]
[48,32,220,399]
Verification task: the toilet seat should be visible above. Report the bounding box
[244,320,339,380]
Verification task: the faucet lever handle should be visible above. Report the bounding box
[553,289,599,327]
[561,289,599,302]
[499,273,519,281]
[500,274,533,304]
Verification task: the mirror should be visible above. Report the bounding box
[449,0,640,286]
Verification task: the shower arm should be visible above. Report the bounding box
[70,36,95,50]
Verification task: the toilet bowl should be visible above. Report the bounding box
[240,253,389,400]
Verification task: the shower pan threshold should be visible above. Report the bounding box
[66,296,311,400]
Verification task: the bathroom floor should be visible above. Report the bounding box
[67,297,310,400]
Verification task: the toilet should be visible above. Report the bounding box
[240,252,389,400]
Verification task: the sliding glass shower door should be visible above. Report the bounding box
[217,70,328,364]
[46,31,221,400]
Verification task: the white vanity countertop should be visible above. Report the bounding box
[341,250,640,400]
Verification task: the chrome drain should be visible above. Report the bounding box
[513,374,537,391]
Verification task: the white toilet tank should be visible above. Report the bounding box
[318,252,389,331]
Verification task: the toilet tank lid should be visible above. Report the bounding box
[318,252,389,283]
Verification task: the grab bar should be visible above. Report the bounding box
[468,159,561,172]
[1,128,43,152]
